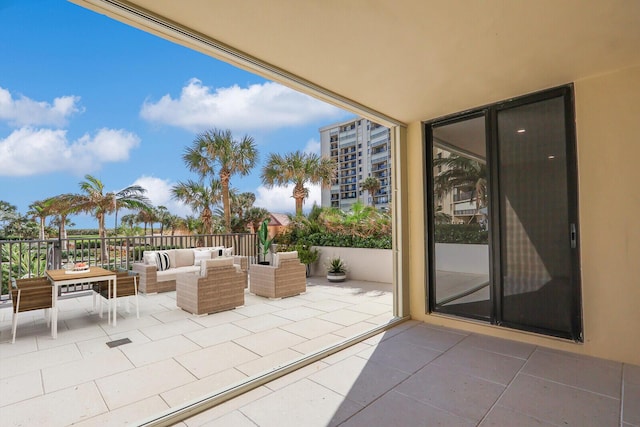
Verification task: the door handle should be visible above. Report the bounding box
[570,223,577,249]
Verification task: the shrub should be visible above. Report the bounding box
[433,223,488,244]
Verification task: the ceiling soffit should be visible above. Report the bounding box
[71,0,640,125]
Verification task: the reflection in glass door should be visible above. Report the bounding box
[430,114,492,320]
[427,86,582,340]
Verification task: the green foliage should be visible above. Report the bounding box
[258,219,273,259]
[295,243,319,265]
[326,256,347,274]
[276,202,393,250]
[67,229,100,236]
[1,243,47,294]
[434,223,488,244]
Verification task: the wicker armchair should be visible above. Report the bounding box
[176,257,246,315]
[10,277,53,343]
[249,251,306,299]
[93,271,139,319]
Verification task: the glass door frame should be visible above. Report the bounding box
[424,85,583,341]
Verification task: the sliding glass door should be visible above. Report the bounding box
[426,86,582,341]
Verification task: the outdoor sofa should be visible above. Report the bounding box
[132,247,248,294]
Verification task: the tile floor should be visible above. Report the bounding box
[181,322,640,427]
[0,277,393,426]
[1,277,638,427]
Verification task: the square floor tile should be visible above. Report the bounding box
[120,335,201,367]
[623,381,640,425]
[233,328,306,356]
[0,370,43,407]
[388,323,467,352]
[232,313,292,333]
[395,363,505,423]
[479,404,558,427]
[2,381,107,426]
[458,333,536,359]
[308,355,409,406]
[498,373,620,426]
[280,317,343,339]
[175,341,259,379]
[240,378,362,427]
[96,359,195,409]
[357,339,441,374]
[432,343,526,385]
[342,390,474,427]
[185,323,251,348]
[522,348,622,397]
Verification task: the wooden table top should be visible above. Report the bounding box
[46,266,115,282]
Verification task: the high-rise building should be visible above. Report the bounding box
[320,118,391,211]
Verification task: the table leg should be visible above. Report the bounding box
[51,284,58,339]
[113,277,117,326]
[107,277,112,325]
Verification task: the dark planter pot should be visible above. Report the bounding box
[327,272,346,282]
[258,261,270,266]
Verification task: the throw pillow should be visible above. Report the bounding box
[223,247,233,257]
[143,251,158,266]
[156,251,171,271]
[193,250,211,266]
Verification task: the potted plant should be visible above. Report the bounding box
[296,243,319,277]
[257,218,273,265]
[326,256,347,282]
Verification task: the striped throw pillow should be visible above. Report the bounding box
[156,251,171,271]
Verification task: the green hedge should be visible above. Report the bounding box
[434,224,488,244]
[302,232,391,249]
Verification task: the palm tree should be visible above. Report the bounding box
[231,191,256,218]
[155,206,171,236]
[136,208,157,236]
[433,154,487,223]
[261,150,336,216]
[171,179,223,235]
[113,184,151,233]
[361,176,381,207]
[120,213,138,232]
[27,200,53,240]
[70,175,150,260]
[245,207,270,233]
[183,128,258,232]
[44,194,76,249]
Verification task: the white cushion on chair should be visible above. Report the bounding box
[274,251,298,267]
[200,257,234,276]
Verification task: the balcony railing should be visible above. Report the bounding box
[0,233,258,298]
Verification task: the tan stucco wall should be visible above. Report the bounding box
[406,66,640,365]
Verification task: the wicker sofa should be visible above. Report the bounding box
[249,251,306,298]
[132,247,247,294]
[176,257,246,315]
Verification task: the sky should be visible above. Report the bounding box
[0,0,353,229]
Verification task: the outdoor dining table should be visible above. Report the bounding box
[45,267,117,338]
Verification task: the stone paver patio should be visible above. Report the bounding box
[0,277,393,426]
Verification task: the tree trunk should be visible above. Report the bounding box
[99,214,108,262]
[61,214,68,250]
[221,170,231,232]
[39,217,45,240]
[293,184,306,217]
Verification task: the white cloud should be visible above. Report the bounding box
[140,78,345,133]
[0,86,82,127]
[132,175,192,217]
[254,183,321,214]
[0,127,140,176]
[303,138,321,155]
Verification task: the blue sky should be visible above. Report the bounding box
[0,0,352,229]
